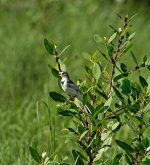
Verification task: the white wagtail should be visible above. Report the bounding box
[60,71,91,114]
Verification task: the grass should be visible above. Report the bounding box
[0,0,150,164]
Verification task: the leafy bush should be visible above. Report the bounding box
[30,14,150,165]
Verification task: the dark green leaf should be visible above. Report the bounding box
[129,102,140,113]
[29,146,41,163]
[121,79,131,94]
[57,110,77,116]
[72,150,85,165]
[147,65,150,70]
[113,86,124,102]
[139,76,148,88]
[143,55,147,63]
[49,92,66,102]
[48,64,60,78]
[44,38,55,55]
[112,153,123,165]
[125,154,132,165]
[85,66,93,76]
[115,140,134,153]
[141,137,149,148]
[109,25,118,33]
[95,89,108,100]
[114,73,128,82]
[130,51,138,65]
[85,102,94,114]
[142,159,150,165]
[67,127,77,134]
[120,63,127,72]
[108,46,114,53]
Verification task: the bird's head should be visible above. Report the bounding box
[60,71,69,78]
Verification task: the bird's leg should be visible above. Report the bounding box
[67,95,75,103]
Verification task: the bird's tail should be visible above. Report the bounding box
[84,104,91,114]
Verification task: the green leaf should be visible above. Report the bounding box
[120,63,127,72]
[125,154,132,165]
[109,25,118,33]
[79,130,89,141]
[124,116,136,132]
[127,32,136,41]
[113,86,124,102]
[93,63,101,80]
[129,102,140,113]
[139,76,148,88]
[130,51,138,65]
[72,150,85,165]
[98,49,111,63]
[48,64,60,78]
[142,159,150,165]
[29,146,41,163]
[104,96,112,106]
[124,43,133,53]
[112,153,123,165]
[49,92,67,102]
[121,79,131,94]
[115,140,134,153]
[93,34,103,43]
[108,32,117,43]
[143,55,147,63]
[85,66,93,76]
[67,127,77,134]
[44,38,55,55]
[57,109,77,116]
[114,73,128,82]
[95,89,108,100]
[111,122,121,132]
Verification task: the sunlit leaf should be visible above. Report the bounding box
[127,32,136,41]
[108,32,117,43]
[79,130,89,141]
[49,92,67,102]
[93,63,101,80]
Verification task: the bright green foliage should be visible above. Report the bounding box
[29,14,150,165]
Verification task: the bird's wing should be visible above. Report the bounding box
[67,79,83,95]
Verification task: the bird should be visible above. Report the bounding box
[60,71,91,114]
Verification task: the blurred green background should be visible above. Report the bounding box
[0,0,150,164]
